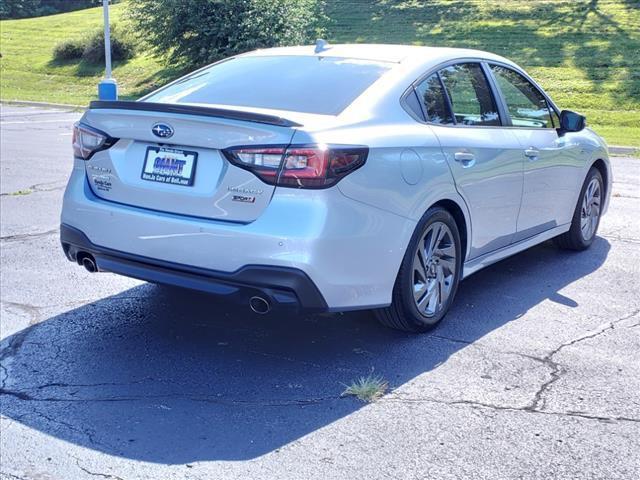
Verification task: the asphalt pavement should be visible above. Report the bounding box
[1,104,639,480]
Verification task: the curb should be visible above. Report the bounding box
[1,99,85,110]
[609,146,639,156]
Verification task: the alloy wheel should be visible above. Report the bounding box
[412,221,457,318]
[580,177,601,241]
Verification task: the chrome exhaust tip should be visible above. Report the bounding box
[80,255,97,273]
[249,296,271,314]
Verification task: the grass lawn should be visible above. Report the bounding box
[0,4,182,105]
[1,0,638,146]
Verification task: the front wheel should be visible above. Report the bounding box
[375,207,462,333]
[554,167,603,251]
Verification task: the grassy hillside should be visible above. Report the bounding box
[1,0,638,146]
[0,4,181,105]
[326,0,640,146]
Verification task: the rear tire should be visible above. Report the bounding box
[554,167,603,251]
[375,207,462,333]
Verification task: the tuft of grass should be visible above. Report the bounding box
[9,189,33,196]
[342,374,388,403]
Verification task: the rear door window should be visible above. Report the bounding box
[415,73,454,125]
[489,64,554,128]
[438,63,501,126]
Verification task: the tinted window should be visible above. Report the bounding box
[490,65,553,128]
[415,73,454,124]
[144,56,392,116]
[439,63,500,126]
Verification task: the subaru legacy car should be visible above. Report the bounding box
[61,43,611,332]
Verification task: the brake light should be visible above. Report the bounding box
[223,145,368,188]
[72,123,117,160]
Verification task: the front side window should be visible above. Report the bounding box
[438,63,500,126]
[490,65,554,128]
[415,73,454,125]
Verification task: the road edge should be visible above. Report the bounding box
[1,100,638,156]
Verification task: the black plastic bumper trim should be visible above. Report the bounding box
[60,223,328,312]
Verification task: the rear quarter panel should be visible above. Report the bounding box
[291,118,470,257]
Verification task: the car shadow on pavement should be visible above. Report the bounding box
[0,238,610,463]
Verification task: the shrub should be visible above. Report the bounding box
[128,0,326,69]
[52,39,85,61]
[51,27,135,64]
[81,28,135,64]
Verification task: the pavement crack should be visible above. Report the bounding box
[0,228,59,243]
[0,387,340,407]
[0,327,35,388]
[25,411,109,449]
[602,234,640,245]
[0,388,34,400]
[384,395,640,424]
[427,334,473,345]
[72,456,125,480]
[526,308,640,412]
[0,472,31,480]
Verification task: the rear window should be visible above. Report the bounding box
[144,56,393,116]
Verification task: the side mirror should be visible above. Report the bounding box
[559,110,586,134]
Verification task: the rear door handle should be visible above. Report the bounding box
[524,148,540,159]
[454,152,475,162]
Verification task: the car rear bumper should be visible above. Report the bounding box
[61,164,415,310]
[61,223,327,312]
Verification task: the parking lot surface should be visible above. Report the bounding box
[1,104,639,479]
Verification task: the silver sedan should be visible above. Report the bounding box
[61,43,611,332]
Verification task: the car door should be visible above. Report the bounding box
[415,62,525,260]
[487,63,584,241]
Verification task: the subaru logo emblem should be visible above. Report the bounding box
[152,123,174,139]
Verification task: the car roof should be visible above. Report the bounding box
[241,43,517,68]
[239,43,523,124]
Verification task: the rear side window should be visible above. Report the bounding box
[490,65,554,128]
[144,56,392,116]
[439,63,500,126]
[415,73,454,124]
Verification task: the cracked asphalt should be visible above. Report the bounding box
[1,104,639,480]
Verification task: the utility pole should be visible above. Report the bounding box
[98,0,117,100]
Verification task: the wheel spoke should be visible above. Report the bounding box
[436,243,455,258]
[413,250,428,282]
[413,281,427,303]
[581,216,589,233]
[438,267,451,304]
[438,256,456,275]
[417,282,437,311]
[426,225,440,258]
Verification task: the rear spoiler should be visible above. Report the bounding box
[88,101,303,128]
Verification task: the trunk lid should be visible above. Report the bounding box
[80,102,299,223]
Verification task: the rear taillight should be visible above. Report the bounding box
[223,144,368,188]
[72,123,117,160]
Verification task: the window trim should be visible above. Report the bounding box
[436,71,457,125]
[485,62,560,131]
[400,57,561,131]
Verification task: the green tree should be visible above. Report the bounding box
[0,0,101,19]
[128,0,326,69]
